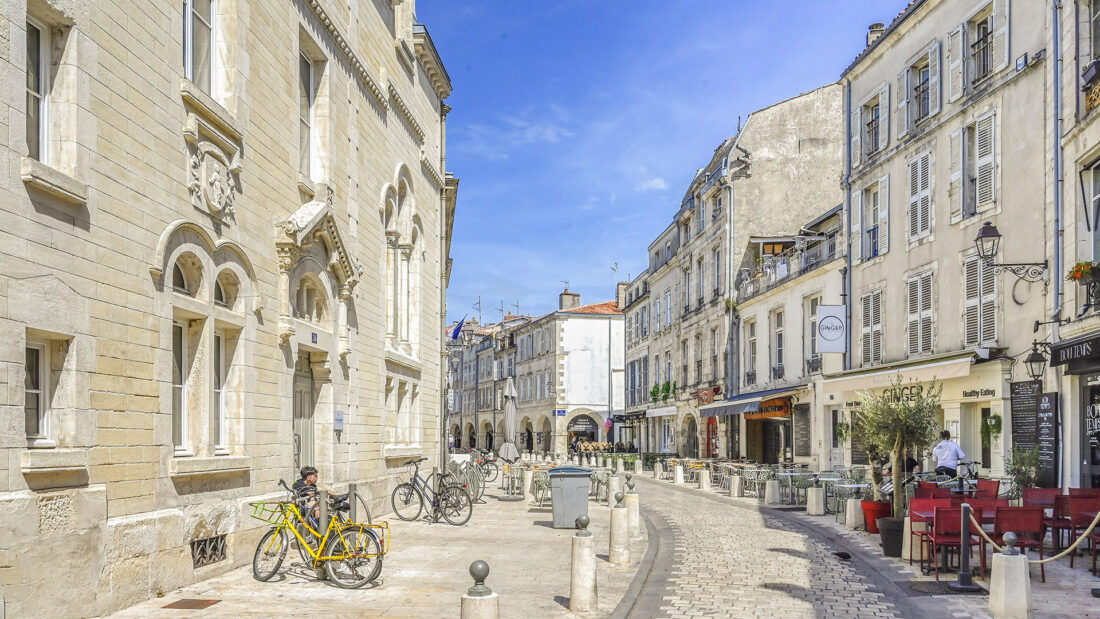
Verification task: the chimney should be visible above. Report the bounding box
[559,288,581,311]
[616,282,629,309]
[867,23,885,47]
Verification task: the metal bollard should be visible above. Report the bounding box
[951,503,981,592]
[569,516,598,612]
[317,489,329,580]
[349,482,358,523]
[461,560,500,619]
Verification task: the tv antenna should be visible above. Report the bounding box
[560,280,570,291]
[512,300,521,316]
[496,300,505,321]
[473,296,482,323]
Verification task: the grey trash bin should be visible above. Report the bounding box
[548,467,592,528]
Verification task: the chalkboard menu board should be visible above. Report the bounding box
[1009,380,1041,452]
[1036,393,1059,488]
[793,404,811,457]
[849,413,869,465]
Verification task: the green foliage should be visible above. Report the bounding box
[833,421,850,445]
[980,414,1003,448]
[852,376,942,517]
[650,384,661,403]
[661,381,671,403]
[672,381,678,394]
[1004,448,1040,499]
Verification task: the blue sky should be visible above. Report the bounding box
[418,1,905,325]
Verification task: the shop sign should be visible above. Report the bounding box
[961,388,996,399]
[1051,334,1100,366]
[1087,400,1100,435]
[568,415,596,432]
[1036,393,1059,488]
[746,398,790,420]
[817,305,846,353]
[691,386,721,405]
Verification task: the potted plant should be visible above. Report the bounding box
[852,376,942,557]
[650,384,661,404]
[1004,447,1040,501]
[980,414,1002,449]
[661,381,671,403]
[844,415,891,535]
[1066,261,1099,283]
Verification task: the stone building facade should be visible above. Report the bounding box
[0,0,456,615]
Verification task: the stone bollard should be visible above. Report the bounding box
[698,468,711,491]
[624,475,641,540]
[806,487,826,516]
[988,533,1032,619]
[569,516,598,612]
[608,492,630,565]
[522,469,534,502]
[901,517,928,562]
[633,458,642,474]
[460,560,500,619]
[844,498,864,531]
[729,475,744,497]
[572,455,579,465]
[608,474,624,501]
[586,455,593,468]
[673,464,684,485]
[763,480,781,505]
[653,461,663,479]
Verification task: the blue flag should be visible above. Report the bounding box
[451,316,466,340]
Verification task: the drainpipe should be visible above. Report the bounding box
[726,121,750,399]
[842,79,854,372]
[439,102,450,466]
[1051,0,1066,488]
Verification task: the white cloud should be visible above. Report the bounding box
[637,177,668,191]
[452,109,574,160]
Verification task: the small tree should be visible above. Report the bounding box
[852,376,942,518]
[1004,448,1040,499]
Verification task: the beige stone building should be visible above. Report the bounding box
[0,0,456,615]
[832,0,1048,476]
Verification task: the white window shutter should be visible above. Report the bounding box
[871,292,882,363]
[878,175,890,254]
[947,25,964,102]
[964,257,980,345]
[927,41,942,116]
[920,272,934,354]
[851,106,862,168]
[851,190,863,265]
[861,294,872,364]
[980,258,997,344]
[919,152,932,236]
[908,158,919,240]
[975,113,996,210]
[907,277,920,355]
[949,129,964,223]
[897,69,909,139]
[878,84,890,147]
[992,0,1010,72]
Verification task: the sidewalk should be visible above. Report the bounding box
[105,483,647,618]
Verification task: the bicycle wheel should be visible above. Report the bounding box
[323,524,383,588]
[390,482,423,521]
[293,518,319,564]
[252,528,288,581]
[439,485,473,526]
[483,462,499,483]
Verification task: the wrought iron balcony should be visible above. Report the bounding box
[736,232,841,303]
[744,370,757,386]
[806,356,822,375]
[771,364,785,380]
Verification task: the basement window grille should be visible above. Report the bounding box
[191,534,227,568]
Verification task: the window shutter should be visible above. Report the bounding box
[975,113,996,209]
[949,129,964,223]
[897,69,910,139]
[851,190,863,265]
[871,292,882,364]
[992,0,1010,72]
[919,152,932,236]
[920,272,934,353]
[878,84,890,147]
[947,25,965,102]
[964,257,980,345]
[908,158,920,239]
[927,41,942,116]
[877,174,890,255]
[851,106,862,168]
[861,294,872,364]
[907,278,920,355]
[979,258,997,344]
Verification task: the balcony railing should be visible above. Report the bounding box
[972,27,993,83]
[702,159,728,193]
[771,365,785,381]
[806,356,822,375]
[695,360,703,384]
[744,371,757,386]
[681,365,688,385]
[737,233,841,303]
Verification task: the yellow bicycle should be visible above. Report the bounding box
[248,481,389,588]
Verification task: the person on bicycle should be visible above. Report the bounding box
[932,430,966,477]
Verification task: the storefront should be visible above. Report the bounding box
[822,352,1009,475]
[1050,331,1100,489]
[614,411,645,451]
[567,414,599,445]
[701,385,807,464]
[646,405,677,453]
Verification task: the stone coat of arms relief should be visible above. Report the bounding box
[181,88,243,223]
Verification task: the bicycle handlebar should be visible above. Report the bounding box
[403,457,429,467]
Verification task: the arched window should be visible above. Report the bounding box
[173,263,189,293]
[214,279,226,306]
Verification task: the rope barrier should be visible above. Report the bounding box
[965,508,1100,565]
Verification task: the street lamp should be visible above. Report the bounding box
[972,222,1047,283]
[1024,344,1048,382]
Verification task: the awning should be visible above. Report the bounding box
[646,405,677,418]
[700,385,806,418]
[822,353,974,394]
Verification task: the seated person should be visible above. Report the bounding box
[291,466,349,525]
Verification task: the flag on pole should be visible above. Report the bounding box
[450,315,466,340]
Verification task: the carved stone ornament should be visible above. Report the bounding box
[190,142,235,216]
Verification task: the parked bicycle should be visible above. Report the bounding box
[391,457,473,525]
[472,449,500,483]
[284,480,374,564]
[249,480,388,588]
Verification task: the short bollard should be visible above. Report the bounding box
[844,497,865,530]
[805,487,826,516]
[572,454,579,465]
[609,492,630,565]
[522,469,534,502]
[613,457,621,473]
[608,474,624,501]
[586,454,594,467]
[763,479,781,505]
[569,515,598,612]
[633,458,642,474]
[673,464,684,485]
[698,468,711,490]
[988,533,1032,619]
[624,475,641,540]
[653,461,663,479]
[460,560,500,619]
[729,475,743,497]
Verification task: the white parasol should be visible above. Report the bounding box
[498,377,520,463]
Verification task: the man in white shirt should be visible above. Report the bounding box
[932,430,966,477]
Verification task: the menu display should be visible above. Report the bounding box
[793,404,811,457]
[1036,392,1059,488]
[1009,380,1041,452]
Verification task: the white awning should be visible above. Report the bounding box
[646,405,677,418]
[822,355,973,394]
